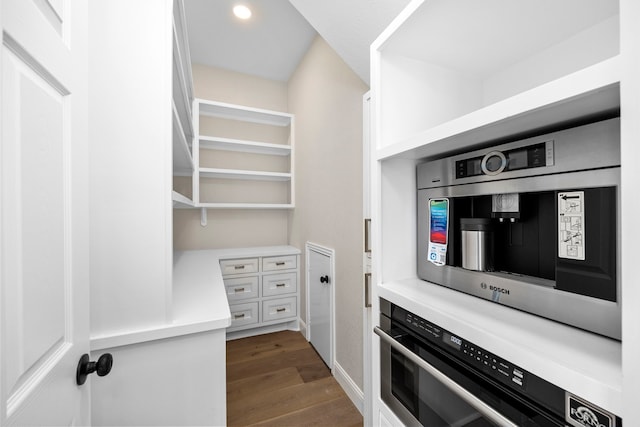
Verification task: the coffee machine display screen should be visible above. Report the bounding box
[429,199,449,245]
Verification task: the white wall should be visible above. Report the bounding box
[288,35,369,390]
[89,0,172,336]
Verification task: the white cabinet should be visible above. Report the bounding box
[224,276,259,301]
[370,0,631,422]
[220,247,300,336]
[220,257,259,275]
[188,99,295,209]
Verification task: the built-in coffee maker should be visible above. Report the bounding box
[417,118,621,340]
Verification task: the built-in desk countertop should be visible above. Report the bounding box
[90,246,299,351]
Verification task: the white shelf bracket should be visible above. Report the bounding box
[200,207,207,227]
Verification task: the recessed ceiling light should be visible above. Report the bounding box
[233,5,252,20]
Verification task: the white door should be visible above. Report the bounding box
[306,243,334,369]
[1,0,90,425]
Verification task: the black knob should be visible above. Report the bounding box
[76,353,113,386]
[320,275,329,284]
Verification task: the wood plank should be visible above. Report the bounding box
[227,367,303,402]
[227,376,346,426]
[296,359,331,383]
[251,396,363,427]
[227,347,320,383]
[227,330,309,365]
[226,331,362,427]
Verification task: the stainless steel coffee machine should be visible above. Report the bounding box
[417,118,621,339]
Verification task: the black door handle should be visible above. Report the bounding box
[76,353,113,385]
[320,275,329,284]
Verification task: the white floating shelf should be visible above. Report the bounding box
[172,191,194,208]
[199,167,292,181]
[197,98,292,127]
[198,203,294,210]
[199,136,291,156]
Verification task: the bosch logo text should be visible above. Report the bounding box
[480,282,510,295]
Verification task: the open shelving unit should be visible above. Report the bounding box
[191,98,295,215]
[369,0,626,424]
[172,0,194,207]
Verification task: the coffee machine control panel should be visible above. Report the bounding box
[456,140,554,179]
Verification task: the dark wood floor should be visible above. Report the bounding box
[226,330,363,427]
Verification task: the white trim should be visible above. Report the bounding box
[334,361,364,416]
[298,317,308,340]
[362,90,374,427]
[305,242,335,370]
[226,321,298,341]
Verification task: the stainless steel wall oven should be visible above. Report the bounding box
[376,298,621,427]
[417,118,621,339]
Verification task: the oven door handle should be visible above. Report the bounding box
[374,326,518,427]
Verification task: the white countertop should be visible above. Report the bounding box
[91,245,299,351]
[378,278,622,415]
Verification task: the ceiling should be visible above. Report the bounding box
[183,0,411,85]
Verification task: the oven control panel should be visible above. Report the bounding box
[459,341,526,389]
[402,310,528,391]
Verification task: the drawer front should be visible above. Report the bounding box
[220,258,258,276]
[229,302,259,328]
[262,255,297,272]
[262,297,297,323]
[262,272,297,297]
[225,276,259,302]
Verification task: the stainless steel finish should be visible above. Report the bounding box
[481,150,506,175]
[492,193,519,215]
[545,140,555,166]
[417,118,619,189]
[420,166,618,199]
[364,218,371,253]
[375,326,517,427]
[364,273,372,308]
[417,157,621,340]
[461,230,493,271]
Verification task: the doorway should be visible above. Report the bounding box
[305,242,335,370]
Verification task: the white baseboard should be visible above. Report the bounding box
[333,361,364,416]
[299,317,308,340]
[225,321,298,341]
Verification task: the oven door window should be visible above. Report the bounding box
[390,333,562,427]
[391,346,496,426]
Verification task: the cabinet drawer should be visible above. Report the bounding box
[229,302,259,328]
[262,255,297,272]
[262,272,297,297]
[220,258,258,276]
[224,276,259,302]
[262,297,297,323]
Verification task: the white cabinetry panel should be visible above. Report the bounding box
[262,297,297,323]
[262,255,297,271]
[229,302,259,328]
[221,247,300,336]
[224,276,259,302]
[262,273,297,297]
[220,258,259,275]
